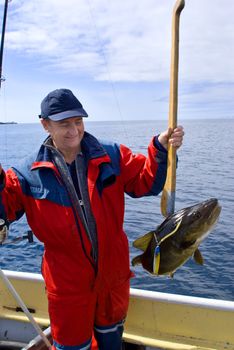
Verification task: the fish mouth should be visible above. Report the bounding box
[203,198,218,211]
[203,198,221,225]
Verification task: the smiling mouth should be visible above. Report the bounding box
[65,136,79,140]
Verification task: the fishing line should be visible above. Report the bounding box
[0,0,10,168]
[86,0,130,144]
[0,84,9,169]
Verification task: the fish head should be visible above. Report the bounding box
[173,198,221,247]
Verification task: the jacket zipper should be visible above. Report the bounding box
[44,143,97,271]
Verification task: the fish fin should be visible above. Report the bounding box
[153,245,160,275]
[194,249,204,265]
[132,231,154,251]
[131,254,143,266]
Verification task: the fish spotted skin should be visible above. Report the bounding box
[132,198,221,276]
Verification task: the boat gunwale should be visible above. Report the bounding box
[130,287,234,312]
[3,270,234,312]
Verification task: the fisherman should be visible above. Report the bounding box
[0,88,184,350]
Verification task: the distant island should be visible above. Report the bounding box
[0,121,17,124]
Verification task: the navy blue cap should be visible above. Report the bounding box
[39,88,88,120]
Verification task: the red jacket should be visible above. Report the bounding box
[0,132,167,324]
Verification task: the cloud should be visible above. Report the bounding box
[3,0,232,84]
[180,1,234,83]
[179,82,234,118]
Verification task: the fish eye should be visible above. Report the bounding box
[194,212,201,219]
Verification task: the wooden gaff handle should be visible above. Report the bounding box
[160,0,185,217]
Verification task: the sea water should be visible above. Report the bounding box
[0,119,233,301]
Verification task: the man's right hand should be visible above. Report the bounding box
[0,164,4,182]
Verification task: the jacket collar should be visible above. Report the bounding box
[32,132,109,170]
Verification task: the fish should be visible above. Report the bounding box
[0,219,8,245]
[131,198,221,277]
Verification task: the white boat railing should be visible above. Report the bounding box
[130,287,234,312]
[1,270,234,350]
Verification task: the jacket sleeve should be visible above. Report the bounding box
[0,168,25,223]
[120,136,168,198]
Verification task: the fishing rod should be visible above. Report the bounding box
[0,2,51,348]
[0,224,51,348]
[0,0,10,88]
[0,229,52,349]
[0,269,52,348]
[0,220,34,245]
[0,230,52,349]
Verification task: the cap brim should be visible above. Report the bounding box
[47,108,88,121]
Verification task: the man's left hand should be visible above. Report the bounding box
[158,126,184,151]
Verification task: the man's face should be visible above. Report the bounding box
[41,116,85,155]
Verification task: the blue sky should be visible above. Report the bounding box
[0,0,233,123]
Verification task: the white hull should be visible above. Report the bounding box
[1,270,234,349]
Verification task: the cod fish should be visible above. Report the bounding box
[132,198,221,277]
